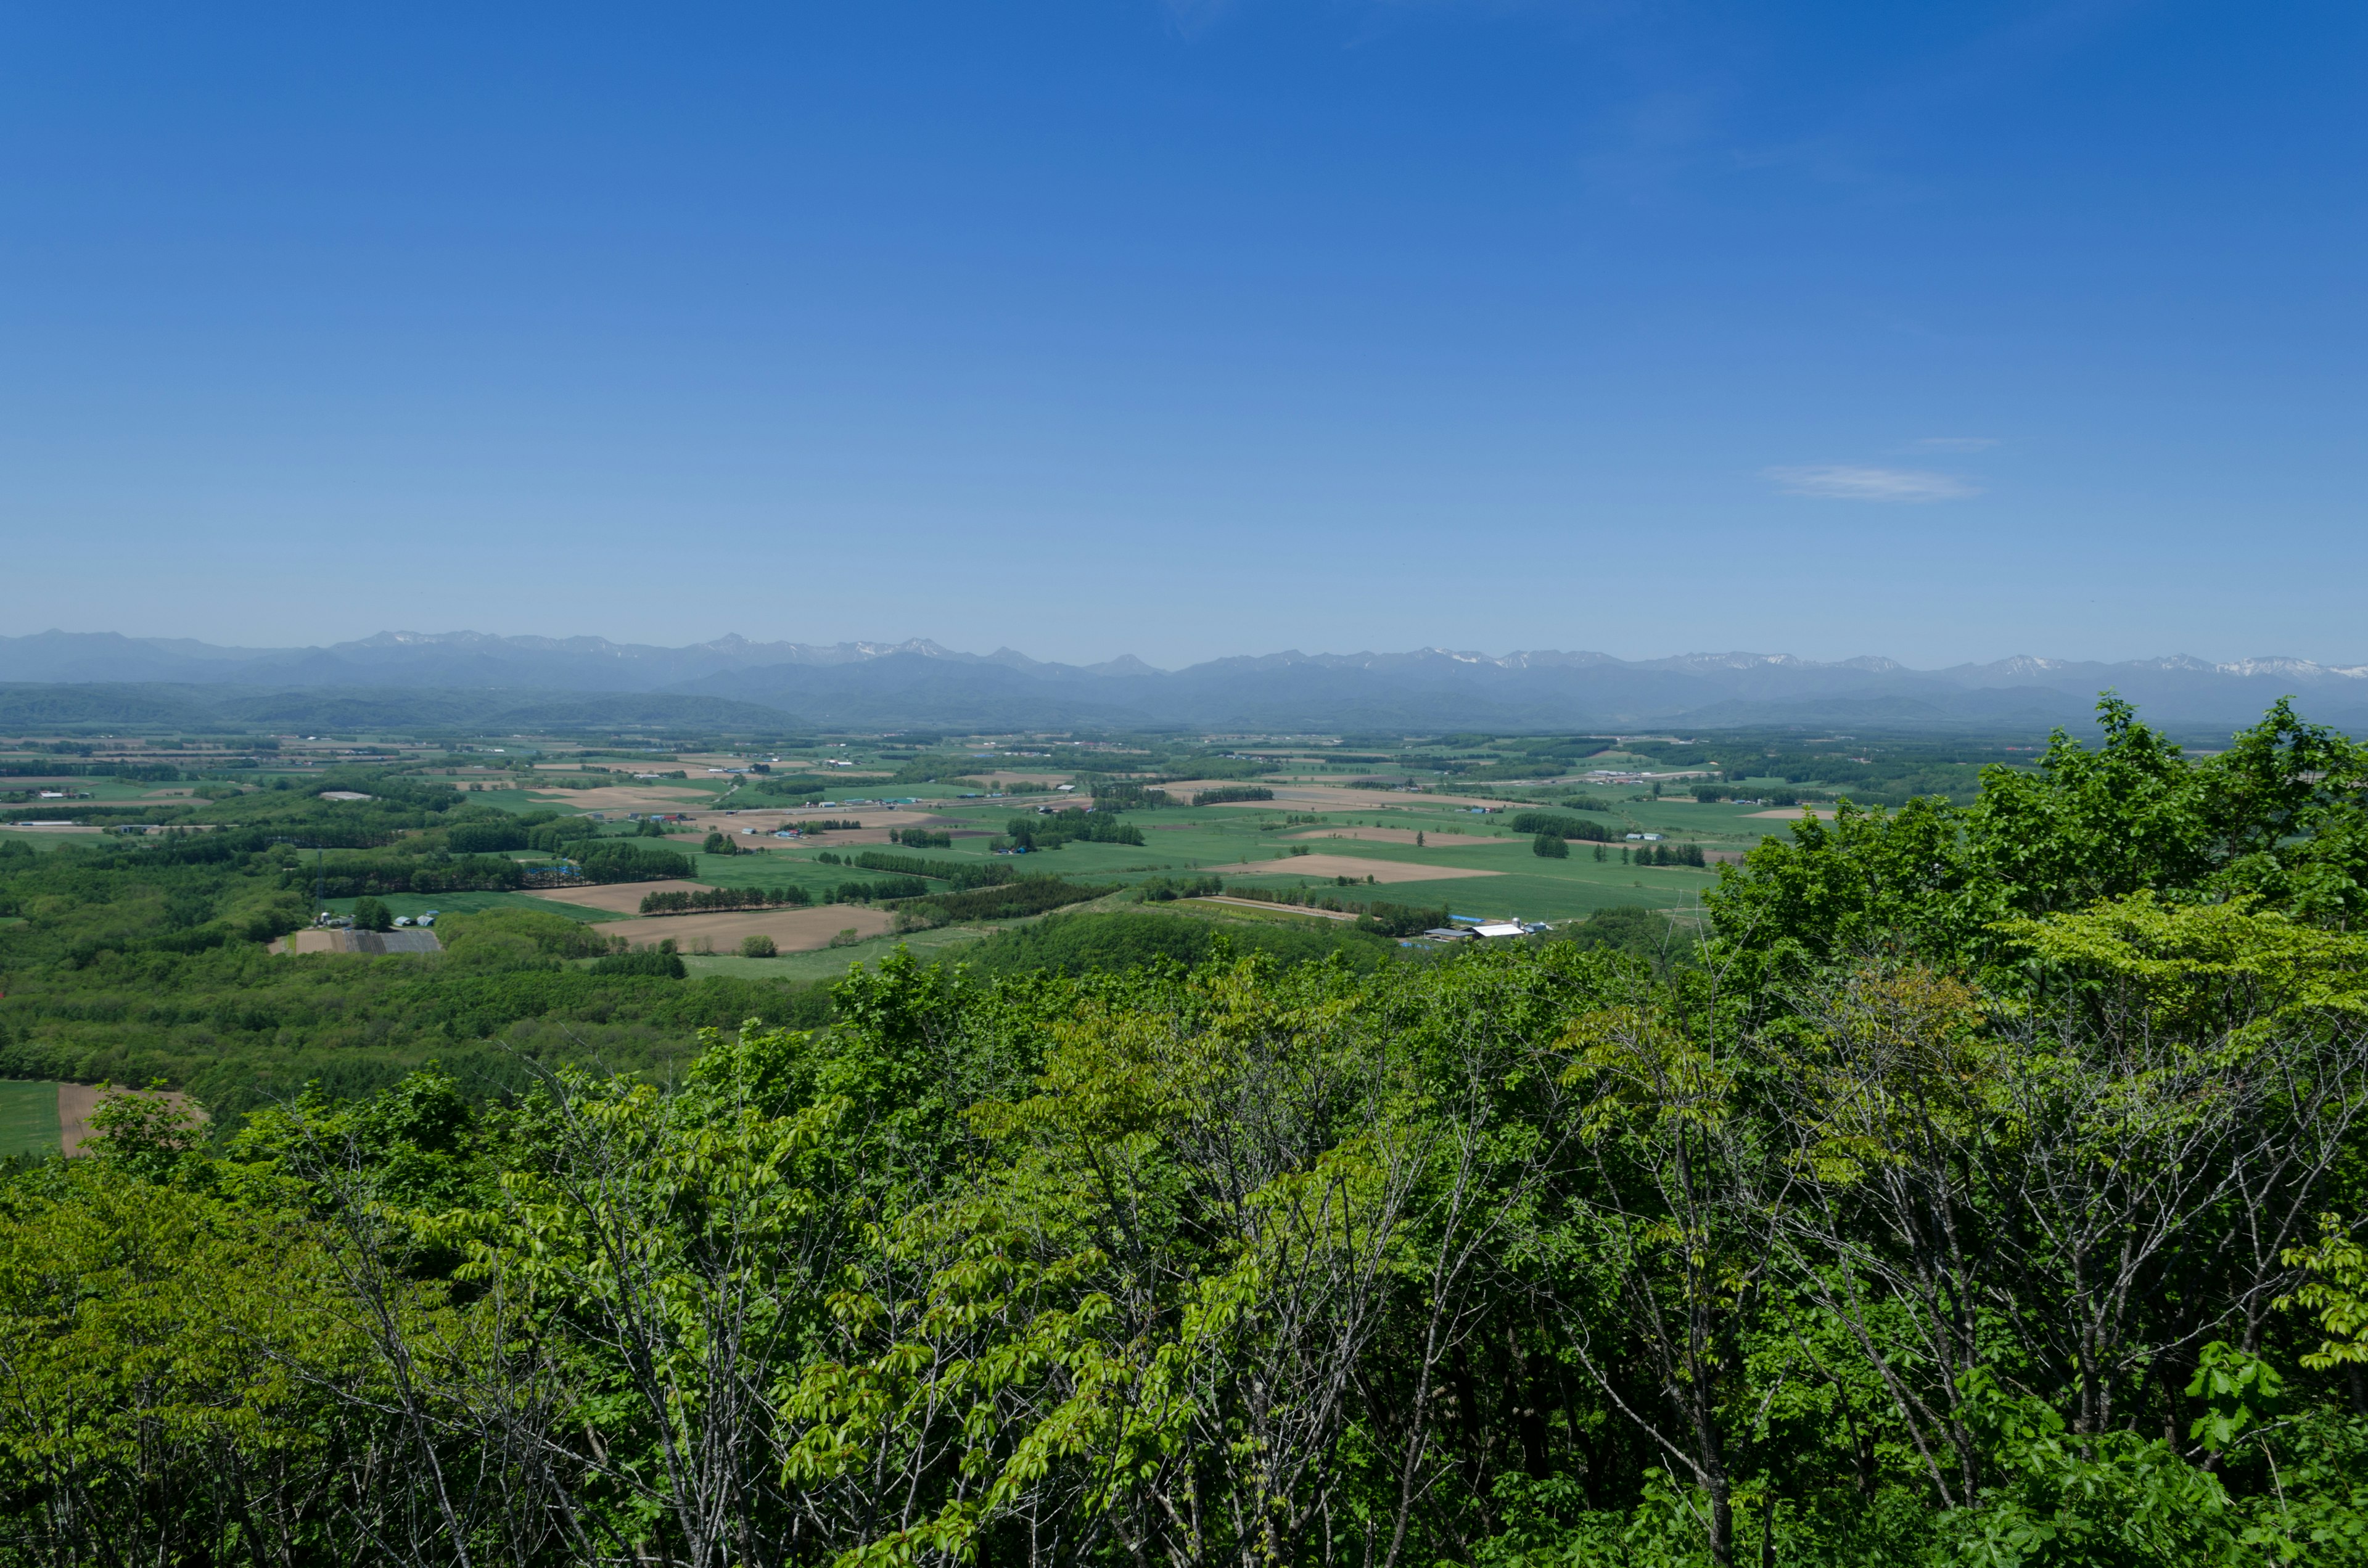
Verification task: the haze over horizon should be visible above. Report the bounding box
[5,3,2363,667]
[10,625,2368,736]
[9,626,2368,680]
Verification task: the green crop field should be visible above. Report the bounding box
[644,787,1807,927]
[0,829,104,853]
[1,780,178,803]
[0,1082,60,1160]
[673,922,1008,984]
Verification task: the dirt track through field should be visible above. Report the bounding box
[1199,853,1501,884]
[597,904,898,951]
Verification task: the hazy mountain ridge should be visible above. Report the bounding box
[2,631,2363,731]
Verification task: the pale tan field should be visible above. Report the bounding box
[1182,895,1361,922]
[1743,807,1847,820]
[7,823,102,834]
[60,1083,203,1157]
[1199,853,1502,884]
[528,879,710,914]
[1283,826,1513,848]
[525,784,722,811]
[598,904,898,951]
[962,771,1075,786]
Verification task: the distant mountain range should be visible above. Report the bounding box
[2,630,2364,734]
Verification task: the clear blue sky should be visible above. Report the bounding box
[3,2,2361,669]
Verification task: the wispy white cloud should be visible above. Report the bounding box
[1158,0,1238,41]
[1909,436,1999,452]
[1764,465,1980,503]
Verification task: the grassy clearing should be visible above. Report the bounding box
[2,780,172,803]
[0,1081,60,1160]
[0,831,101,852]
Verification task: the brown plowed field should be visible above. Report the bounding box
[59,1083,203,1157]
[528,879,710,914]
[524,784,720,811]
[596,903,898,951]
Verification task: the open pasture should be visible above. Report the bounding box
[0,1082,60,1160]
[1199,852,1497,884]
[1281,825,1511,849]
[1165,781,1516,813]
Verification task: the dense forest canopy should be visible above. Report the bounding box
[1,699,2367,1564]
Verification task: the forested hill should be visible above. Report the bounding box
[3,696,2368,1563]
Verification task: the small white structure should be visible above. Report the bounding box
[1471,921,1528,940]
